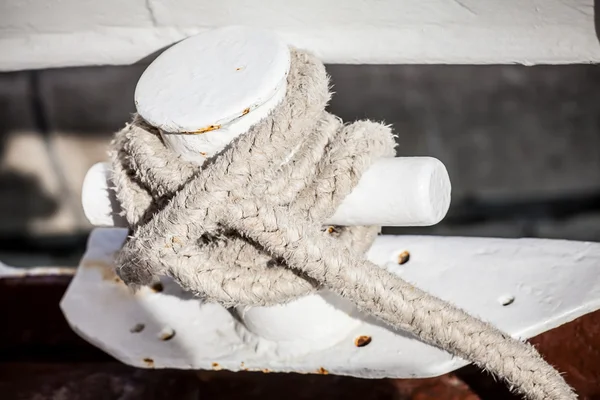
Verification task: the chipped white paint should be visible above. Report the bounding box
[1,0,599,71]
[82,158,451,228]
[158,83,288,163]
[60,228,600,377]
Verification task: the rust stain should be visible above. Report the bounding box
[327,226,338,234]
[236,67,244,71]
[316,367,329,375]
[187,124,221,134]
[354,335,372,347]
[211,362,222,371]
[143,358,154,367]
[166,236,182,249]
[398,250,410,265]
[262,369,271,374]
[240,362,249,371]
[82,260,121,283]
[200,151,207,156]
[242,107,250,116]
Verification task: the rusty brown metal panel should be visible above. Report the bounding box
[529,311,600,399]
[0,275,112,362]
[1,274,599,399]
[0,363,480,400]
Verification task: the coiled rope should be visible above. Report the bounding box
[111,49,575,400]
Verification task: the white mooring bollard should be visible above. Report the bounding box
[80,26,452,350]
[59,25,600,380]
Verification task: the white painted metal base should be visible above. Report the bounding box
[76,25,456,355]
[60,228,600,378]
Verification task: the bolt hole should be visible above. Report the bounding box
[130,323,145,333]
[159,327,176,341]
[397,251,410,265]
[498,294,515,306]
[150,281,164,293]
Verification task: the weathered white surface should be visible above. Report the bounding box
[135,26,290,162]
[2,0,599,70]
[61,228,600,377]
[136,27,289,133]
[160,83,288,163]
[82,157,451,227]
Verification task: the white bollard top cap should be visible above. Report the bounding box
[135,26,291,134]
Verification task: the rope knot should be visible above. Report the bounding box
[112,49,395,306]
[110,49,575,400]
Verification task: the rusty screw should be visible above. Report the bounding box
[398,251,410,265]
[354,335,372,347]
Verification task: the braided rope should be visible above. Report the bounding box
[111,49,575,400]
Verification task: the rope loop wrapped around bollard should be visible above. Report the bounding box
[111,49,575,400]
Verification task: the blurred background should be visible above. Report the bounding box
[1,63,599,268]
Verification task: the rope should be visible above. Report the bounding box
[110,49,576,400]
